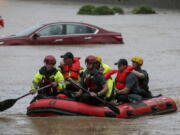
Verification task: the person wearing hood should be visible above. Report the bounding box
[30,55,65,97]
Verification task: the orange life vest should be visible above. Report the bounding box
[61,57,80,80]
[115,66,134,90]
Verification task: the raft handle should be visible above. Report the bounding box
[166,102,172,108]
[126,110,134,117]
[151,105,158,112]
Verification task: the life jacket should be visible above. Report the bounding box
[115,66,134,90]
[83,71,102,92]
[61,57,80,80]
[39,66,58,96]
[40,77,55,86]
[39,77,57,96]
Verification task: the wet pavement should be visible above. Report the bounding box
[0,0,180,134]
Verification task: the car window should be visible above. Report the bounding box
[15,24,43,36]
[66,24,97,35]
[38,24,64,36]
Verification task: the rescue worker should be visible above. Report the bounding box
[59,52,82,97]
[30,55,65,98]
[95,56,111,74]
[114,59,146,103]
[75,55,108,105]
[95,56,114,101]
[131,56,152,98]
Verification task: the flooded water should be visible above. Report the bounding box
[0,0,180,134]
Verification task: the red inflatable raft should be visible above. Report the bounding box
[27,94,177,118]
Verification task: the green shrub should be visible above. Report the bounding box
[112,7,124,14]
[132,5,156,14]
[78,4,96,15]
[93,6,114,15]
[78,5,115,15]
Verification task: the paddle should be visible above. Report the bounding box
[0,84,52,112]
[68,79,120,114]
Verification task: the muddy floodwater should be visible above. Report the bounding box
[0,0,180,135]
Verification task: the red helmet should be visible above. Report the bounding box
[44,55,56,65]
[85,55,97,64]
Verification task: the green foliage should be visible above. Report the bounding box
[132,5,156,14]
[78,5,115,15]
[77,4,96,15]
[93,6,114,15]
[112,7,124,14]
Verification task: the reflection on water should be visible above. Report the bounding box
[0,0,180,135]
[30,117,137,135]
[1,114,179,135]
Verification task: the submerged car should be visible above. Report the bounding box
[0,22,123,45]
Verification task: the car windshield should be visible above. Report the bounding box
[15,24,43,36]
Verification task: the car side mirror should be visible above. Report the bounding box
[32,33,40,40]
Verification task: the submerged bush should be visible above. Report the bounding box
[132,5,156,14]
[112,7,124,14]
[78,5,115,15]
[93,6,114,15]
[78,4,96,15]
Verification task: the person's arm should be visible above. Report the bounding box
[132,70,145,79]
[74,72,85,96]
[55,71,66,91]
[97,83,108,96]
[30,72,43,94]
[116,87,130,94]
[74,80,83,97]
[75,89,83,97]
[31,72,43,90]
[91,73,108,97]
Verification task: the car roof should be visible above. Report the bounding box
[42,22,105,30]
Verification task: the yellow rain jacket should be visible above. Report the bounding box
[31,67,65,92]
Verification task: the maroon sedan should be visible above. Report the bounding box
[0,22,123,45]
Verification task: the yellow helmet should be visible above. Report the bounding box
[95,56,102,63]
[131,56,144,65]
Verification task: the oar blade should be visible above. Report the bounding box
[0,99,17,112]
